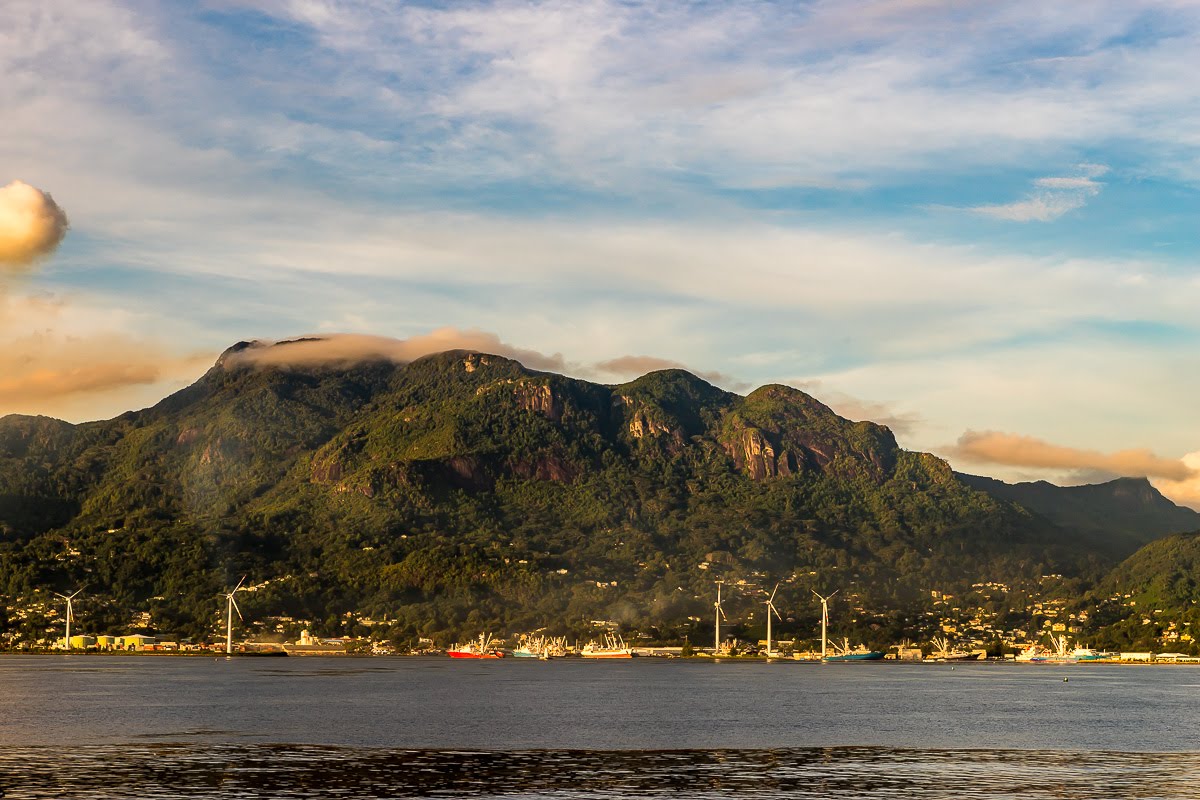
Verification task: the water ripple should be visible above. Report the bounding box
[1,746,1198,799]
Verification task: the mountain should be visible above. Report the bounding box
[1077,530,1200,651]
[957,473,1200,559]
[0,341,1185,646]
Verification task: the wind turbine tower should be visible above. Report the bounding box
[222,577,246,655]
[812,589,838,661]
[763,583,782,658]
[54,589,82,650]
[714,580,727,654]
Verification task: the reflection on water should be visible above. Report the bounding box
[2,746,1198,799]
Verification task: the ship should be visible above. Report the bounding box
[512,634,569,659]
[1015,635,1077,664]
[812,590,884,662]
[447,633,505,659]
[823,638,886,662]
[930,637,982,662]
[1071,646,1116,662]
[580,633,634,658]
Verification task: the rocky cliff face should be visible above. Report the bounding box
[723,426,792,479]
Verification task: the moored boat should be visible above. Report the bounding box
[512,634,568,658]
[1071,646,1114,662]
[448,633,505,659]
[823,638,885,662]
[930,637,981,662]
[580,633,634,658]
[1015,635,1077,664]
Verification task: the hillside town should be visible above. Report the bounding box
[4,572,1196,662]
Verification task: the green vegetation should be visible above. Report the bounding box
[0,343,1195,649]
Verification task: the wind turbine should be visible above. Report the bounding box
[54,589,82,651]
[713,580,727,654]
[763,583,782,658]
[812,589,838,661]
[222,577,246,655]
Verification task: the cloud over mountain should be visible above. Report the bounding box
[1152,451,1200,510]
[948,429,1195,482]
[224,329,567,372]
[592,354,735,387]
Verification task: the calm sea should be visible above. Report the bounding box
[2,656,1199,798]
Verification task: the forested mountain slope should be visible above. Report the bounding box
[0,341,1190,645]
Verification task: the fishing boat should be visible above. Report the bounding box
[512,634,545,658]
[1071,646,1114,662]
[930,636,981,662]
[812,591,883,662]
[823,638,885,662]
[580,633,634,658]
[447,633,505,659]
[512,634,568,659]
[1015,635,1077,664]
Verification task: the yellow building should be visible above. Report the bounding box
[118,634,157,650]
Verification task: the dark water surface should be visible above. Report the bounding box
[2,656,1199,798]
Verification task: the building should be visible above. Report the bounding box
[118,634,157,650]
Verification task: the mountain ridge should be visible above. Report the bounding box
[0,341,1193,646]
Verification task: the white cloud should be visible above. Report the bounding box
[0,181,69,268]
[967,166,1107,222]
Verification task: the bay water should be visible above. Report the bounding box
[2,656,1198,798]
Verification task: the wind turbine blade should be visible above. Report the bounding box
[771,605,782,620]
[233,575,247,593]
[54,592,67,600]
[769,583,779,603]
[718,606,727,620]
[69,589,83,600]
[231,597,243,621]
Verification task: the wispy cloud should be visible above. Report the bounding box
[966,165,1108,222]
[0,292,213,420]
[78,0,1199,197]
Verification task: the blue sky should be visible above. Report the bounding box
[2,0,1199,505]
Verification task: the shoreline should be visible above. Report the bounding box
[2,650,1198,664]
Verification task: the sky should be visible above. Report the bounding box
[2,0,1199,507]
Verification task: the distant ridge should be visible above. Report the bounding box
[957,473,1200,558]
